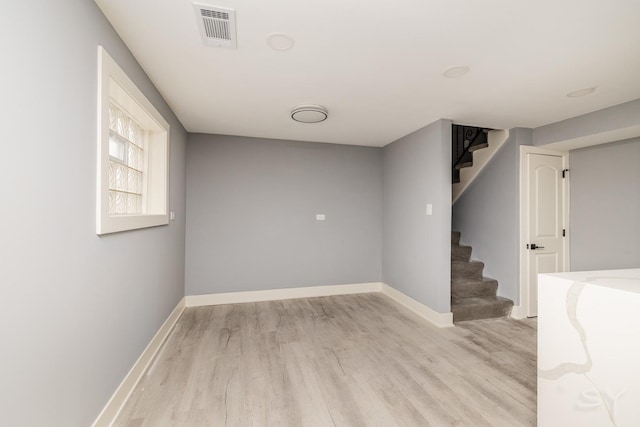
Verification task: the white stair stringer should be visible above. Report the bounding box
[452,129,509,204]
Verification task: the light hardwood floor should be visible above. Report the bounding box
[114,293,536,427]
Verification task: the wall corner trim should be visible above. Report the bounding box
[91,297,186,427]
[380,283,454,328]
[510,305,526,320]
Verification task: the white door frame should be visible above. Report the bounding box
[518,146,570,318]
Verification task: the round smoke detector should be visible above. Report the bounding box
[291,105,328,123]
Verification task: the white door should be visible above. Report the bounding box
[525,152,567,317]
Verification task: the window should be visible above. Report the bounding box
[96,46,169,235]
[108,102,145,215]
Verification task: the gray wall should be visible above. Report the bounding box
[452,128,533,303]
[382,120,452,313]
[533,98,640,147]
[185,134,382,294]
[0,2,187,426]
[569,138,640,270]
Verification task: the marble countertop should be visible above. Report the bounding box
[538,268,640,426]
[542,268,640,293]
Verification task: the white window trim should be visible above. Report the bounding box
[97,46,170,235]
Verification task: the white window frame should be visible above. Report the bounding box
[96,46,170,235]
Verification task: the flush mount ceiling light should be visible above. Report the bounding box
[443,65,470,78]
[567,87,596,98]
[291,105,328,123]
[267,33,295,51]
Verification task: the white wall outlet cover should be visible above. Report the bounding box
[426,204,433,215]
[316,214,326,221]
[170,211,175,221]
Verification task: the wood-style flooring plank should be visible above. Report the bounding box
[114,293,536,427]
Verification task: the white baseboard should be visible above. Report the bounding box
[91,298,186,427]
[510,304,526,319]
[185,282,383,307]
[380,283,454,328]
[185,282,452,328]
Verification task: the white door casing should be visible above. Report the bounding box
[519,146,569,318]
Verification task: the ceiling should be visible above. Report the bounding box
[96,0,640,147]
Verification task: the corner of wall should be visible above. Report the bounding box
[382,119,452,314]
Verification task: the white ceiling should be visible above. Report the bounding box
[96,0,640,147]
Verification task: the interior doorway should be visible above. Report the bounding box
[519,146,570,317]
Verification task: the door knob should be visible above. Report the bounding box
[529,243,545,250]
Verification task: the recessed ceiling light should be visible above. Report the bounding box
[443,66,470,78]
[266,33,295,51]
[566,87,596,98]
[291,105,328,123]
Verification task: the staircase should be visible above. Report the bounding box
[452,129,509,203]
[451,231,513,322]
[452,124,490,184]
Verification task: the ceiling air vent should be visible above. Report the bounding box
[193,3,237,49]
